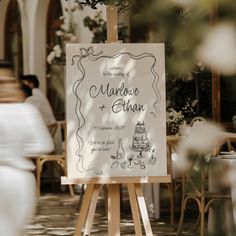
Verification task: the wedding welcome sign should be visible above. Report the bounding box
[66,43,167,180]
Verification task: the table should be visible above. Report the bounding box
[169,131,236,235]
[221,132,236,152]
[208,155,236,235]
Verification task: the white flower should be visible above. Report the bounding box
[47,7,78,65]
[186,121,223,152]
[65,33,77,42]
[167,108,185,134]
[171,0,195,6]
[63,16,71,31]
[53,45,62,58]
[60,24,65,30]
[197,22,236,75]
[56,30,64,36]
[71,1,78,9]
[47,51,56,64]
[182,72,193,81]
[196,61,205,71]
[69,34,77,42]
[175,120,224,171]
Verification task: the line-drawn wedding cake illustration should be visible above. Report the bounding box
[110,121,157,170]
[130,121,151,158]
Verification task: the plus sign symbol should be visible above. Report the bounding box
[99,104,106,111]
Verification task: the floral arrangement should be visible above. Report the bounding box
[180,98,197,118]
[79,0,130,12]
[166,108,185,135]
[83,11,128,43]
[47,3,80,65]
[83,11,107,43]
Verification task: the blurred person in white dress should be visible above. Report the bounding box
[0,77,54,236]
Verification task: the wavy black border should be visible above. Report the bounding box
[70,46,161,175]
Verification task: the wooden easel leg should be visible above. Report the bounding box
[83,184,101,235]
[74,184,95,236]
[135,183,153,236]
[69,185,75,197]
[127,183,142,235]
[170,182,174,226]
[36,158,41,197]
[108,184,120,236]
[103,184,108,214]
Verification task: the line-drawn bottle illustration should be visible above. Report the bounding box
[116,138,125,160]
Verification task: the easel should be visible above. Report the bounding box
[62,176,171,235]
[62,6,171,235]
[78,183,148,235]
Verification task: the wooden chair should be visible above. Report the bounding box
[226,137,236,152]
[47,122,58,137]
[176,152,231,236]
[163,117,206,226]
[190,116,206,127]
[176,117,233,235]
[34,121,74,197]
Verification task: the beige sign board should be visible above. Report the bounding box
[66,43,167,180]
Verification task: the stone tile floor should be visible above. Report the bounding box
[24,188,202,236]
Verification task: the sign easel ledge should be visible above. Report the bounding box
[61,176,171,185]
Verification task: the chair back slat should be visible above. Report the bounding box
[47,123,58,138]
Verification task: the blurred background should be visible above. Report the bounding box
[1,1,236,235]
[0,0,235,129]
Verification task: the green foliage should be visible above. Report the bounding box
[79,0,130,12]
[166,66,212,118]
[130,0,211,76]
[81,0,236,76]
[166,108,185,135]
[81,0,236,119]
[83,11,128,43]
